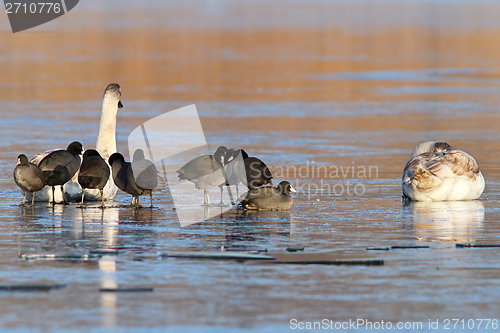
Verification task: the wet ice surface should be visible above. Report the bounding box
[3,0,500,332]
[2,99,500,332]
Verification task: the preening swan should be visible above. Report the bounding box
[402,141,485,202]
[27,83,122,203]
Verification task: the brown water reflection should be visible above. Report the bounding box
[2,0,500,331]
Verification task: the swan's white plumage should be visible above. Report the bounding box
[26,84,121,203]
[402,141,485,202]
[95,91,119,161]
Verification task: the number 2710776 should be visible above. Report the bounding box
[5,2,62,14]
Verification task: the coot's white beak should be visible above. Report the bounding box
[290,185,297,193]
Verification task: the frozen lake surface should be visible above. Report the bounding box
[1,0,500,331]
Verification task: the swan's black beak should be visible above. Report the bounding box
[118,100,123,108]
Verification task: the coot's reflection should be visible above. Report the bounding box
[402,200,485,242]
[220,210,294,248]
[237,210,293,229]
[18,203,157,253]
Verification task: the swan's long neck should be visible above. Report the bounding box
[96,98,118,161]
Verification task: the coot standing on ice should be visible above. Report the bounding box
[176,146,231,206]
[13,154,46,205]
[38,141,83,204]
[130,149,159,207]
[109,150,159,208]
[78,149,110,208]
[232,149,273,190]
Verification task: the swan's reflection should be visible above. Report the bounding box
[99,255,117,328]
[402,201,485,242]
[80,206,120,249]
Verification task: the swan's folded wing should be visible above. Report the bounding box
[425,149,480,179]
[402,152,434,184]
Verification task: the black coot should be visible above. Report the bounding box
[78,149,110,208]
[38,141,83,204]
[176,146,230,205]
[233,149,273,190]
[130,149,159,207]
[13,154,46,205]
[240,181,296,211]
[216,148,242,205]
[109,151,159,207]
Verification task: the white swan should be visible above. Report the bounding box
[402,141,485,201]
[28,83,122,203]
